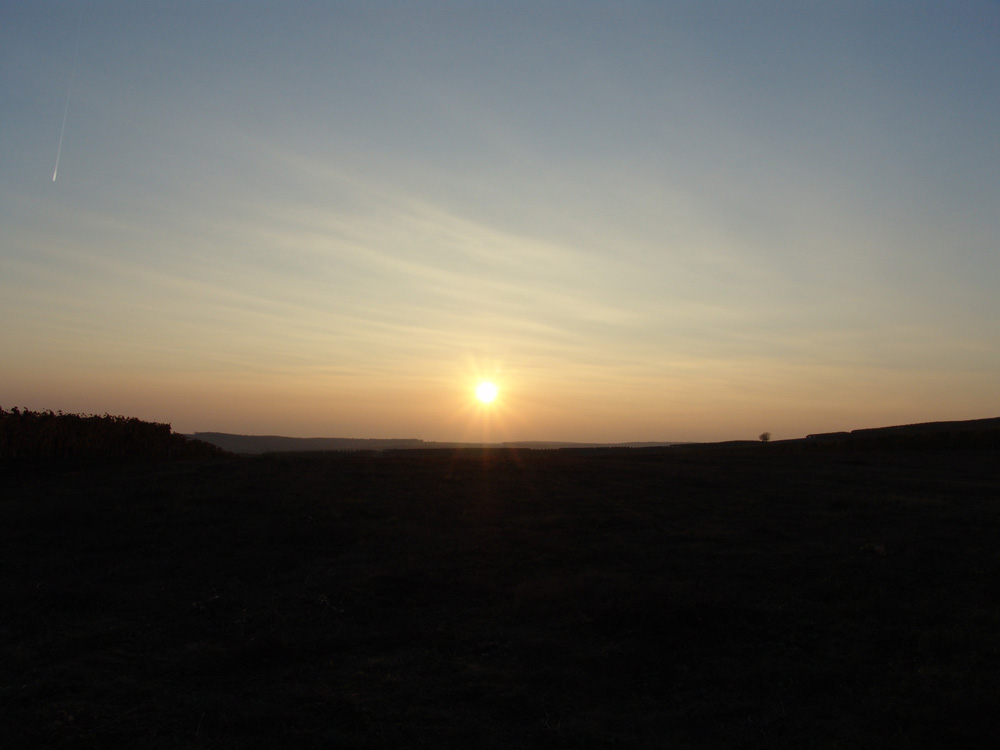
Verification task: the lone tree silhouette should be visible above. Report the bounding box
[759,432,771,443]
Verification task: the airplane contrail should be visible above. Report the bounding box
[53,21,82,182]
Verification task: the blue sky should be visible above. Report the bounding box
[2,1,998,441]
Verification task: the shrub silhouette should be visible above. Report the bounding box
[0,406,227,462]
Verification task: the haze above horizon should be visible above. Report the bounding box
[3,2,998,443]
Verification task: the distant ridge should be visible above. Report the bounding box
[798,416,1000,449]
[190,416,1000,455]
[848,416,1000,436]
[806,416,1000,440]
[189,434,426,454]
[188,433,681,454]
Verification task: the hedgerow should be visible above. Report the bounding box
[0,407,227,462]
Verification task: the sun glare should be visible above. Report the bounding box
[475,381,498,404]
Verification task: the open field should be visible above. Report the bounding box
[2,442,999,748]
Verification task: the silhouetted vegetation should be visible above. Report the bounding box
[0,406,227,463]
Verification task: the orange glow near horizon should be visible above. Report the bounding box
[3,7,998,448]
[440,359,520,443]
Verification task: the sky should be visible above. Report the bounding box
[2,1,999,443]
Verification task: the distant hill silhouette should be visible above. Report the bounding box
[190,418,1000,455]
[192,417,1000,455]
[188,433,682,454]
[849,416,1000,436]
[7,406,997,461]
[189,434,427,454]
[803,416,1000,449]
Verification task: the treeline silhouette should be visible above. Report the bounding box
[0,407,227,462]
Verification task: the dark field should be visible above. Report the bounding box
[2,444,999,748]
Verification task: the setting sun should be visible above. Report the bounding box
[475,381,499,404]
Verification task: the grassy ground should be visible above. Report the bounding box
[2,444,999,748]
